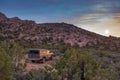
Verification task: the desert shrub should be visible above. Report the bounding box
[55,48,118,80]
[15,69,59,80]
[0,41,26,80]
[0,41,14,80]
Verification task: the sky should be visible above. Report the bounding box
[0,0,120,37]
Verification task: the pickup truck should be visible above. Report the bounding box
[28,48,54,63]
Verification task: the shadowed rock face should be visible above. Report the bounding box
[0,12,120,49]
[0,12,8,21]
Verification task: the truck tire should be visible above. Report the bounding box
[31,60,35,63]
[42,58,46,63]
[50,56,53,60]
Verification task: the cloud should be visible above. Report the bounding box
[75,13,120,37]
[92,1,120,13]
[92,2,112,12]
[76,13,112,24]
[63,0,120,25]
[62,1,120,37]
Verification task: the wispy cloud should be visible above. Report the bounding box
[74,13,120,37]
[67,1,120,37]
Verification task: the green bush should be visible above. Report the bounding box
[55,48,118,80]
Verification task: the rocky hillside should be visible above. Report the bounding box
[0,12,120,50]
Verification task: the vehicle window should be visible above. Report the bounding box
[30,50,39,54]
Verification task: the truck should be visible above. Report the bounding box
[27,48,54,63]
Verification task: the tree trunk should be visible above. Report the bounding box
[80,61,85,80]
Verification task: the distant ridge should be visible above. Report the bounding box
[0,12,120,50]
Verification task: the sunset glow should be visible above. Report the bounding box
[105,30,110,35]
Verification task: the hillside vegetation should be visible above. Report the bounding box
[0,41,120,80]
[0,12,120,50]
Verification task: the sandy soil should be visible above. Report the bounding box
[25,56,60,72]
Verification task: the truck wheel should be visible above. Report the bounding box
[42,58,46,63]
[31,60,35,63]
[50,56,53,60]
